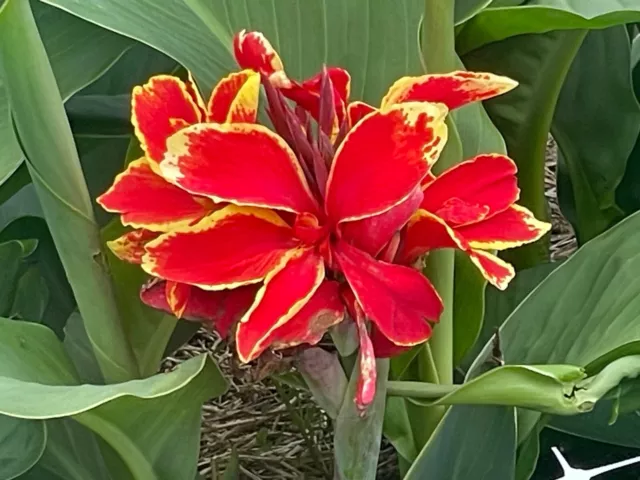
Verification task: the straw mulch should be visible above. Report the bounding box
[165,139,576,480]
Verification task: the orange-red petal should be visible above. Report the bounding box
[233,30,291,88]
[381,71,518,110]
[165,280,191,318]
[347,101,376,128]
[339,187,423,257]
[269,280,345,350]
[97,158,214,231]
[142,205,299,290]
[400,210,516,290]
[185,71,207,117]
[235,248,325,363]
[467,249,515,291]
[106,229,159,264]
[207,70,260,123]
[370,325,410,358]
[131,75,203,164]
[421,154,520,226]
[456,204,550,250]
[140,280,256,338]
[161,123,319,214]
[353,301,377,412]
[325,102,448,224]
[333,240,441,347]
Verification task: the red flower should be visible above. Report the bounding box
[99,30,550,410]
[98,70,260,318]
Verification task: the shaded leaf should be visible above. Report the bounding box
[553,26,639,243]
[0,416,45,480]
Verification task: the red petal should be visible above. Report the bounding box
[325,102,448,224]
[421,154,520,226]
[165,280,191,318]
[353,301,377,412]
[347,101,376,128]
[233,30,291,88]
[283,68,351,126]
[132,75,202,163]
[269,280,345,350]
[399,209,469,264]
[140,280,256,338]
[97,158,214,231]
[142,205,299,289]
[185,71,207,117]
[400,210,518,290]
[333,240,441,346]
[207,70,260,123]
[235,248,325,362]
[467,250,515,291]
[382,71,518,110]
[106,229,158,264]
[370,325,411,358]
[161,123,319,214]
[339,187,423,257]
[456,204,551,250]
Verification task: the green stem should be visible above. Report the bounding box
[387,381,457,399]
[0,0,139,382]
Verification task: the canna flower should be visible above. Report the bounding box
[97,70,260,317]
[98,29,551,410]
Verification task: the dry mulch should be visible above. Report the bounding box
[167,139,577,480]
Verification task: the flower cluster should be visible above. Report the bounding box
[98,30,549,409]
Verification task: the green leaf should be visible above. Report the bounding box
[553,26,639,243]
[0,318,227,480]
[0,239,35,315]
[404,406,516,480]
[0,0,139,382]
[383,398,417,462]
[515,420,544,480]
[452,252,486,366]
[461,261,562,371]
[0,416,45,480]
[63,312,104,384]
[469,209,640,372]
[458,0,640,53]
[0,217,75,337]
[221,448,240,480]
[102,220,179,377]
[0,0,132,188]
[43,0,427,104]
[11,267,49,322]
[389,364,591,415]
[297,348,348,420]
[455,0,492,24]
[463,29,586,269]
[334,359,389,480]
[33,418,112,480]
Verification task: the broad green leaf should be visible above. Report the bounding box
[470,210,640,372]
[11,267,49,322]
[383,398,417,462]
[0,217,75,337]
[0,0,132,187]
[550,399,640,448]
[455,0,492,24]
[452,252,486,366]
[334,359,389,480]
[0,416,45,480]
[461,261,562,371]
[463,29,586,269]
[33,419,112,480]
[102,220,179,377]
[0,0,139,381]
[553,27,639,244]
[63,312,104,384]
[405,406,516,480]
[515,419,544,480]
[43,0,426,104]
[0,318,227,480]
[458,0,640,53]
[0,239,34,314]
